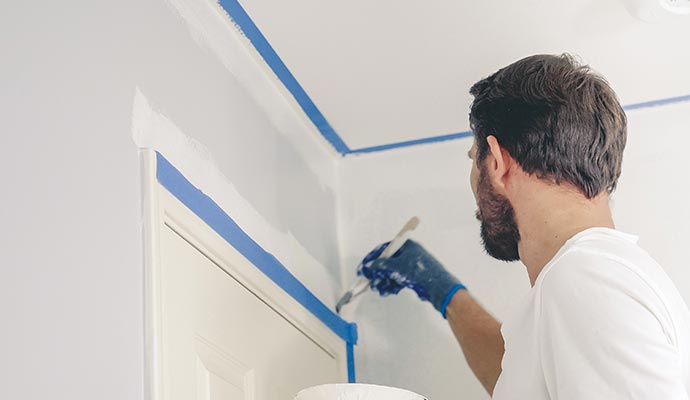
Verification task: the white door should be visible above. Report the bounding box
[158,223,342,400]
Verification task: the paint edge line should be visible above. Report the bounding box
[217,0,350,154]
[206,2,690,157]
[623,93,690,111]
[216,0,690,157]
[347,131,474,155]
[347,342,356,383]
[155,152,357,346]
[346,92,690,156]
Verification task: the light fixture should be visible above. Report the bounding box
[659,0,690,15]
[621,0,690,21]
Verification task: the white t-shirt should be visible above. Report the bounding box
[492,228,690,400]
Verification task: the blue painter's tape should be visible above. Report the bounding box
[347,342,356,383]
[218,0,350,155]
[155,152,358,346]
[217,0,690,156]
[623,93,690,111]
[347,131,474,155]
[343,92,690,155]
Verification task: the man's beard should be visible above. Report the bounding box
[475,165,521,262]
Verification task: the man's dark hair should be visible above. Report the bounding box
[469,53,627,199]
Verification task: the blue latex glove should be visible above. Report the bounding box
[357,239,466,318]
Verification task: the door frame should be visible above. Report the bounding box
[141,149,356,400]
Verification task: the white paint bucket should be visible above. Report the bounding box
[295,383,427,400]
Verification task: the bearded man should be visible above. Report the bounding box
[359,54,690,399]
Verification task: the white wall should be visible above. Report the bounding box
[0,1,341,399]
[614,101,690,299]
[4,2,689,399]
[338,101,690,399]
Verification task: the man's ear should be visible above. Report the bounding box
[485,135,511,192]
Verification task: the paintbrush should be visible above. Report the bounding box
[335,216,420,314]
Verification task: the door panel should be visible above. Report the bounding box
[160,225,339,400]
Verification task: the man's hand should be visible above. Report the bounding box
[357,239,466,318]
[358,239,504,394]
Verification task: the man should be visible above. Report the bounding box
[359,54,690,399]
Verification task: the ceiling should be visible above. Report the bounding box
[226,0,690,155]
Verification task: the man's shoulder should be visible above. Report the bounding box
[541,230,658,286]
[535,240,680,332]
[537,242,661,305]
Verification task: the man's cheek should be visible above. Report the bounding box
[470,165,480,200]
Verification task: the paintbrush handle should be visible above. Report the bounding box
[380,216,419,258]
